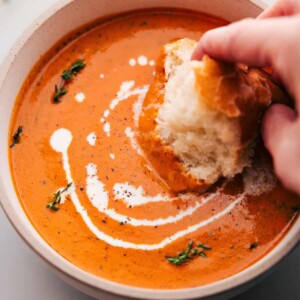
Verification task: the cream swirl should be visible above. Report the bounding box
[49,82,273,250]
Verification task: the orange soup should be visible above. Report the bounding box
[9,9,300,289]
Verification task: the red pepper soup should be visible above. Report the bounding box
[9,9,299,289]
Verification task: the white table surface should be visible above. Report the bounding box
[0,0,299,299]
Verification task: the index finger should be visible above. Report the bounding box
[191,18,278,66]
[191,17,300,101]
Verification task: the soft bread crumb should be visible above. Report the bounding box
[158,53,251,184]
[138,38,289,192]
[164,39,196,80]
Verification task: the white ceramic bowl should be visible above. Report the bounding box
[0,0,299,299]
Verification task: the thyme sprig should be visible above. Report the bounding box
[47,182,72,211]
[68,59,86,75]
[166,241,193,265]
[166,241,212,265]
[53,85,67,103]
[198,243,212,250]
[10,126,23,148]
[53,59,86,103]
[61,59,86,81]
[249,242,259,250]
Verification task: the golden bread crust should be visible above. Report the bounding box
[138,40,290,193]
[194,56,290,144]
[138,46,210,193]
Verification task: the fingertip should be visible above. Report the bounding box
[191,32,212,60]
[192,19,263,64]
[191,28,227,61]
[191,41,205,60]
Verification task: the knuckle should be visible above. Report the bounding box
[276,0,300,14]
[287,0,300,13]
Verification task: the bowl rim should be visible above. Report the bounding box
[1,0,300,299]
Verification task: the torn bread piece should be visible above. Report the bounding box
[138,38,289,193]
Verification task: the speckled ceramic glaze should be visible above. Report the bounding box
[0,0,299,299]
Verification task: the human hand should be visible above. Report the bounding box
[192,0,300,194]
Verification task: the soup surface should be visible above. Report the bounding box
[10,9,299,289]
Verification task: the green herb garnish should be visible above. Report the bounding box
[61,60,86,81]
[166,241,193,265]
[69,59,86,75]
[47,182,72,211]
[250,243,259,250]
[166,241,212,265]
[199,252,207,258]
[191,248,199,256]
[52,59,86,103]
[198,243,212,250]
[53,85,67,103]
[61,70,73,80]
[10,126,23,148]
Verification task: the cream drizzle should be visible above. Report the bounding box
[50,127,244,250]
[137,55,148,66]
[99,81,149,138]
[149,60,155,66]
[129,56,155,67]
[110,81,135,110]
[124,127,142,155]
[86,163,205,226]
[113,183,218,207]
[103,122,110,137]
[103,109,110,118]
[86,163,108,210]
[86,132,97,146]
[129,58,136,66]
[75,92,85,103]
[109,84,149,111]
[132,89,148,126]
[113,182,172,207]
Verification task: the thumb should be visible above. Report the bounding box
[262,104,299,191]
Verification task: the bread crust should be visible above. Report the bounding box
[138,39,290,193]
[194,57,290,144]
[138,43,210,192]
